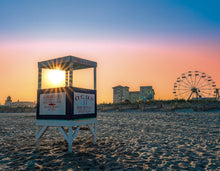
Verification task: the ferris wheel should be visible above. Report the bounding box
[173,71,216,100]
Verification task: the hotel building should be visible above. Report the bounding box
[113,85,155,103]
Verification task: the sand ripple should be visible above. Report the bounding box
[0,111,219,170]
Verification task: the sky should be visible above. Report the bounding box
[0,0,219,104]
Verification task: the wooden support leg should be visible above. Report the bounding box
[58,126,69,142]
[68,126,73,153]
[94,122,97,144]
[36,119,97,153]
[59,126,80,153]
[88,123,97,144]
[36,126,48,150]
[72,126,80,141]
[36,126,40,149]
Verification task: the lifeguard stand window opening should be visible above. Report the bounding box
[73,68,94,90]
[41,67,94,90]
[41,69,65,88]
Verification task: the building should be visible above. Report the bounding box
[140,86,155,101]
[113,86,129,103]
[5,96,12,106]
[129,91,140,103]
[4,96,35,108]
[113,85,155,103]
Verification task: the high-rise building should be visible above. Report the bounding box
[113,86,129,103]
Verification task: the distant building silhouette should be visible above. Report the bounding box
[5,96,12,106]
[140,86,155,101]
[4,96,35,108]
[113,86,155,103]
[113,86,130,103]
[129,91,140,103]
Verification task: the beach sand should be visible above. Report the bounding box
[0,111,219,170]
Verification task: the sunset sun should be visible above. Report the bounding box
[48,69,65,85]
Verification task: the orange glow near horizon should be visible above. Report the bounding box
[0,39,219,105]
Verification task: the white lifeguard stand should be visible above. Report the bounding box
[36,56,97,153]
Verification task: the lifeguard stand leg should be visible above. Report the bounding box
[88,122,97,144]
[94,122,97,143]
[58,126,80,153]
[68,126,73,153]
[36,126,48,149]
[36,119,97,153]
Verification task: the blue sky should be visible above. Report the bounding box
[0,0,219,41]
[0,0,219,103]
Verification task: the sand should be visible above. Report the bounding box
[0,111,219,170]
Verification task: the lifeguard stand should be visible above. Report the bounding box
[36,56,97,153]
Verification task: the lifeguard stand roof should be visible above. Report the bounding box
[38,56,97,70]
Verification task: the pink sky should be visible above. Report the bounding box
[0,38,219,104]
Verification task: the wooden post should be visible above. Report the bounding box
[93,123,97,144]
[65,71,68,87]
[38,68,42,89]
[94,67,96,90]
[68,126,73,153]
[36,126,40,149]
[69,63,73,87]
